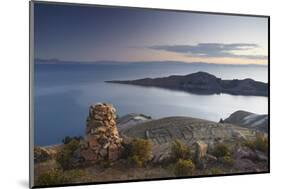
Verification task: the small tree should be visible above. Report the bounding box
[123,138,152,167]
[170,140,191,161]
[174,159,195,176]
[212,143,230,157]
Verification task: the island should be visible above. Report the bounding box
[106,72,268,97]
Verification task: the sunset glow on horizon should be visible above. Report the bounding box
[34,4,268,65]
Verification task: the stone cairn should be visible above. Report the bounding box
[80,103,123,162]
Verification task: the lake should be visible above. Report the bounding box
[33,62,268,145]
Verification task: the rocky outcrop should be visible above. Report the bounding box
[121,116,260,164]
[223,111,268,133]
[80,103,123,162]
[106,72,268,97]
[34,146,52,163]
[34,145,60,163]
[121,116,258,146]
[117,113,152,131]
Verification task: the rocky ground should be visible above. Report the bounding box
[33,104,269,187]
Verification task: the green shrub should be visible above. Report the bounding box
[128,155,143,167]
[123,138,152,167]
[255,135,268,152]
[174,159,195,176]
[35,170,68,186]
[243,140,255,150]
[243,135,268,153]
[56,139,80,170]
[170,140,191,161]
[222,155,234,166]
[212,143,230,157]
[36,169,88,186]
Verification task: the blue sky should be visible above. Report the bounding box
[34,3,268,65]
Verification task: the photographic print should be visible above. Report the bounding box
[30,1,269,188]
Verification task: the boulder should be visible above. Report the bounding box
[233,158,258,172]
[255,150,268,162]
[233,146,256,160]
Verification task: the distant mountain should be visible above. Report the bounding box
[223,111,268,133]
[106,72,268,97]
[34,58,267,67]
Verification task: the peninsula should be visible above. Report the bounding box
[106,72,268,97]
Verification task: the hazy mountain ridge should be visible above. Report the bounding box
[35,58,267,67]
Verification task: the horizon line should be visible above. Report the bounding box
[34,58,268,67]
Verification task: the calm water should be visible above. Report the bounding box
[34,63,268,145]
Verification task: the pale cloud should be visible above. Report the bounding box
[149,43,267,60]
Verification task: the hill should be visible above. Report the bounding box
[106,72,268,96]
[223,111,268,133]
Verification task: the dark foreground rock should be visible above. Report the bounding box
[106,72,268,96]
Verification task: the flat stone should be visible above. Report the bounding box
[87,120,104,128]
[93,114,103,120]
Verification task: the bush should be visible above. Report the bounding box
[128,155,143,167]
[35,170,68,186]
[36,169,88,186]
[170,140,191,161]
[212,143,230,157]
[243,140,255,150]
[123,138,152,167]
[255,135,268,152]
[222,155,234,166]
[174,159,195,176]
[56,139,80,170]
[243,135,268,153]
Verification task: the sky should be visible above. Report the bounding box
[34,3,268,65]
